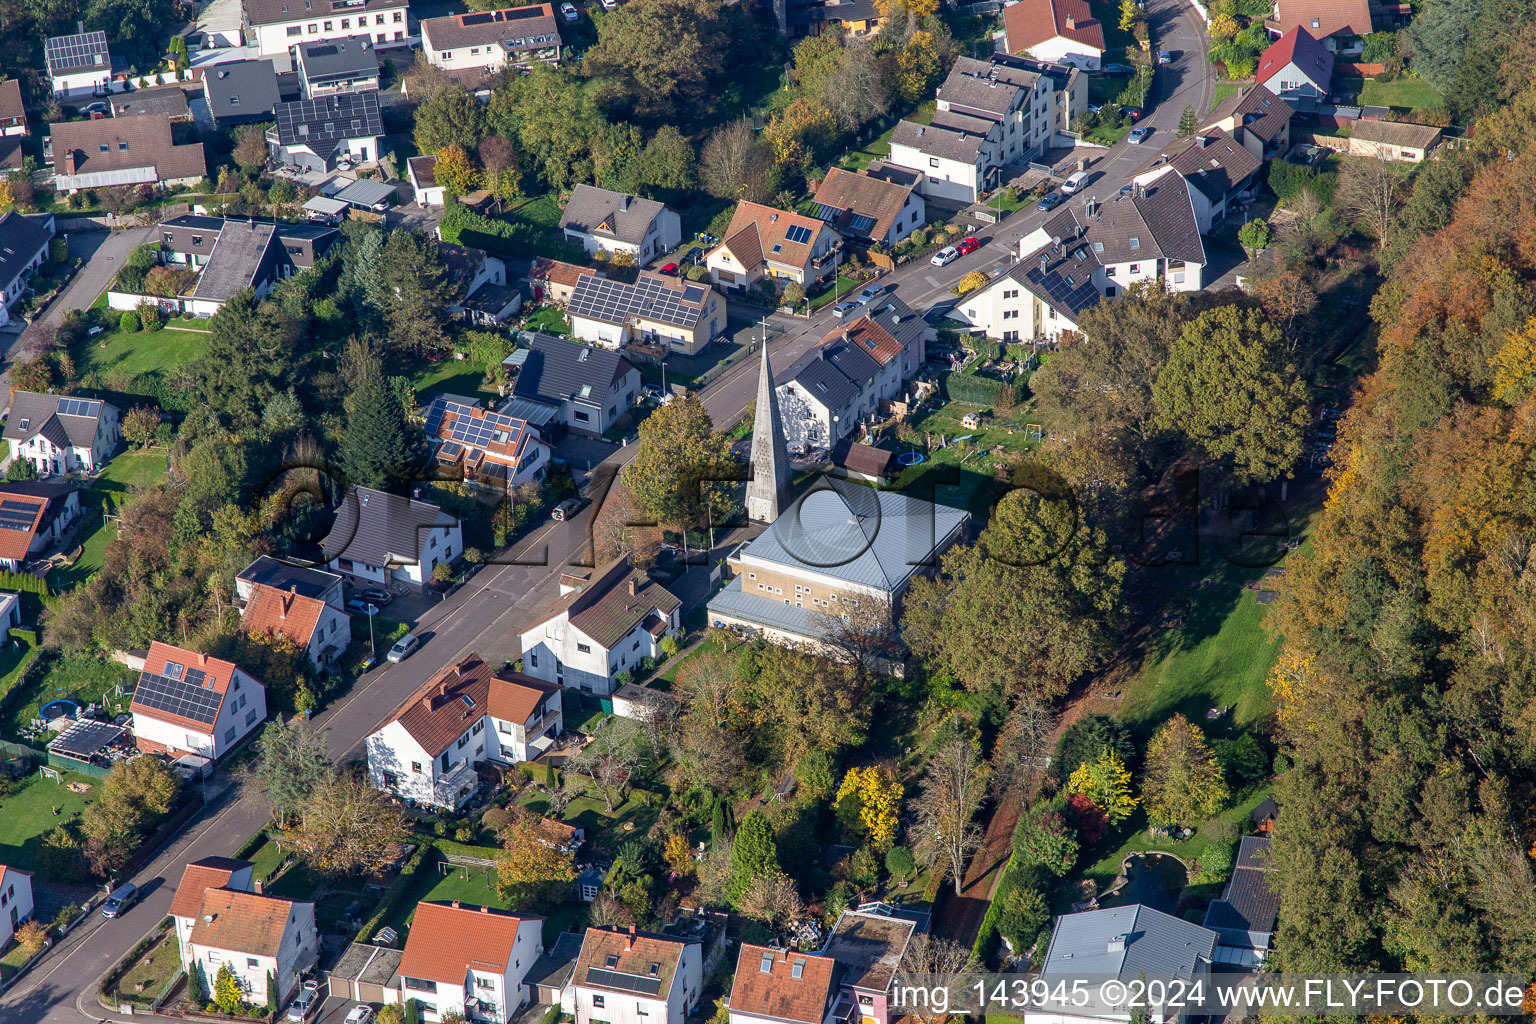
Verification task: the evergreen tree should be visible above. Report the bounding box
[728,809,779,904]
[187,962,208,1007]
[1177,105,1198,137]
[340,361,418,490]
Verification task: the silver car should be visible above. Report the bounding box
[386,634,420,664]
[930,246,960,267]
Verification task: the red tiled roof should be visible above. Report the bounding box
[487,671,558,726]
[730,945,837,1024]
[822,317,903,367]
[381,654,495,757]
[0,492,48,561]
[1269,0,1372,39]
[1256,26,1334,89]
[811,168,915,243]
[1003,0,1105,54]
[170,858,253,920]
[399,901,541,984]
[130,642,243,732]
[713,202,828,273]
[241,583,326,647]
[576,927,690,999]
[531,257,599,289]
[188,888,305,958]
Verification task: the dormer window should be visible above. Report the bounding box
[792,960,804,979]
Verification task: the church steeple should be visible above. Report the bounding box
[746,341,790,523]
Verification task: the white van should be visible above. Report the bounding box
[1061,171,1090,194]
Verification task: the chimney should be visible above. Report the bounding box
[455,663,464,677]
[1107,934,1126,954]
[622,195,631,210]
[440,681,450,696]
[1064,14,1075,27]
[628,578,637,597]
[1039,253,1049,272]
[452,901,461,909]
[626,925,637,950]
[482,905,491,914]
[253,879,264,895]
[1197,134,1211,148]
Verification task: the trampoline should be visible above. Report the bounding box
[41,699,80,722]
[897,451,926,466]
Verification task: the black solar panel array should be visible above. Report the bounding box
[46,31,109,72]
[583,968,663,997]
[274,92,382,146]
[0,498,39,533]
[784,224,814,244]
[57,398,102,418]
[133,670,223,725]
[567,274,705,329]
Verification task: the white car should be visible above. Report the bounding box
[561,1,578,18]
[345,1007,374,1024]
[386,634,420,664]
[930,246,960,267]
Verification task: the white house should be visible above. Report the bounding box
[0,865,34,945]
[1130,130,1262,233]
[169,857,256,968]
[420,4,562,78]
[728,945,845,1024]
[424,394,549,493]
[241,0,413,59]
[0,213,55,326]
[321,486,463,590]
[240,580,352,670]
[558,184,681,267]
[408,155,446,207]
[1002,0,1105,70]
[396,901,545,1023]
[509,333,642,437]
[887,54,1082,203]
[573,927,704,1024]
[706,202,841,292]
[1255,26,1334,102]
[128,642,268,762]
[186,889,319,1009]
[44,31,116,99]
[565,271,726,357]
[2,392,119,477]
[517,558,682,697]
[0,482,82,572]
[810,166,926,249]
[366,654,562,809]
[268,92,384,174]
[0,80,27,137]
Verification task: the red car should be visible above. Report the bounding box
[659,262,679,275]
[956,236,982,256]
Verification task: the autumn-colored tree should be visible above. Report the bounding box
[0,177,14,208]
[664,832,696,877]
[1253,269,1318,348]
[875,0,938,16]
[233,125,269,173]
[956,269,987,294]
[14,919,48,956]
[1490,315,1536,405]
[496,810,578,909]
[619,392,733,530]
[763,97,837,173]
[281,774,409,876]
[835,764,903,848]
[1119,0,1138,28]
[434,144,482,197]
[1068,750,1137,823]
[738,871,805,931]
[895,31,943,103]
[1141,714,1228,825]
[121,406,161,448]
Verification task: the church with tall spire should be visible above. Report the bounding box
[745,341,790,523]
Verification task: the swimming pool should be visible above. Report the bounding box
[1097,852,1188,914]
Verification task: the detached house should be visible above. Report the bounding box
[396,901,545,1023]
[1202,836,1279,967]
[728,945,848,1024]
[566,271,725,356]
[0,212,56,326]
[509,333,641,437]
[820,908,918,1024]
[1203,85,1293,160]
[294,34,381,97]
[440,241,523,325]
[44,30,116,99]
[517,557,682,697]
[50,114,207,193]
[203,59,283,125]
[1265,0,1375,50]
[423,394,550,493]
[559,185,681,266]
[128,642,268,762]
[267,91,384,173]
[1256,26,1333,102]
[707,202,841,292]
[144,214,341,316]
[573,926,704,1024]
[0,80,27,137]
[0,481,82,571]
[3,391,120,477]
[169,857,256,968]
[1130,127,1263,232]
[241,0,412,59]
[239,577,352,670]
[810,167,926,249]
[1002,0,1105,70]
[0,865,34,944]
[322,485,462,589]
[236,555,346,607]
[420,5,562,79]
[186,888,319,1009]
[365,654,562,808]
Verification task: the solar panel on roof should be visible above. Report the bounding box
[814,203,844,222]
[784,224,814,244]
[46,32,109,71]
[584,968,664,996]
[133,670,224,726]
[0,498,37,531]
[849,214,876,234]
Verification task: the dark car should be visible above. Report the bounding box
[1036,191,1065,211]
[356,588,392,606]
[345,598,379,616]
[1120,105,1143,121]
[1102,63,1134,75]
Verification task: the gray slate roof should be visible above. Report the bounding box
[737,481,970,594]
[1089,175,1204,266]
[1202,837,1280,946]
[237,555,343,600]
[296,35,379,86]
[558,184,669,246]
[243,0,406,27]
[203,59,282,121]
[193,220,275,301]
[1205,84,1292,145]
[0,213,54,294]
[513,333,635,409]
[110,85,190,120]
[1140,129,1262,203]
[787,356,859,413]
[1041,904,1218,981]
[3,391,114,449]
[890,119,986,163]
[527,932,585,990]
[321,486,459,568]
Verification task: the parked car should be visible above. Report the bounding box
[286,985,319,1022]
[1127,124,1154,144]
[1085,102,1102,114]
[1102,63,1133,75]
[81,101,108,115]
[600,0,616,8]
[1036,191,1064,212]
[931,246,960,266]
[560,1,578,18]
[659,261,678,275]
[551,498,584,521]
[1157,49,1172,64]
[1120,105,1143,121]
[346,1007,375,1024]
[855,283,886,303]
[356,588,392,606]
[1119,183,1135,197]
[387,634,421,664]
[101,883,138,919]
[832,299,859,318]
[345,598,379,616]
[955,236,982,256]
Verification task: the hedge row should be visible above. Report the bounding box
[944,368,1026,407]
[353,842,432,944]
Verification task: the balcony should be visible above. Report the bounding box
[432,758,479,808]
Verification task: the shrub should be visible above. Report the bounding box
[463,547,483,565]
[14,919,49,956]
[884,845,915,880]
[481,807,512,833]
[660,636,680,658]
[119,311,142,333]
[454,825,473,842]
[136,300,163,332]
[956,270,987,295]
[615,670,634,687]
[434,820,448,837]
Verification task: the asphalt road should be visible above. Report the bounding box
[0,2,1211,1017]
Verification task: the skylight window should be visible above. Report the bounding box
[792,960,805,980]
[1128,237,1141,249]
[605,955,619,968]
[760,954,773,974]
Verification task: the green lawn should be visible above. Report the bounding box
[839,101,936,172]
[50,451,168,592]
[0,769,99,872]
[1357,77,1444,112]
[411,357,496,402]
[515,787,661,853]
[807,276,858,310]
[108,927,182,1006]
[76,322,210,385]
[379,852,591,947]
[879,401,1043,518]
[1210,82,1242,109]
[3,653,137,737]
[523,305,570,336]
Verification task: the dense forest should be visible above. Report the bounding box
[1265,72,1536,971]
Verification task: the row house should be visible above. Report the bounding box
[242,0,412,59]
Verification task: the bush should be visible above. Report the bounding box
[454,825,473,842]
[884,845,915,880]
[119,311,142,333]
[615,670,634,687]
[660,636,680,658]
[1193,837,1235,884]
[481,807,511,833]
[136,301,163,332]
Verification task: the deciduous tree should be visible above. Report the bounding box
[1141,714,1228,824]
[282,774,408,876]
[911,740,986,894]
[495,809,579,909]
[620,393,733,530]
[835,764,902,848]
[414,85,485,154]
[700,120,772,202]
[583,0,732,121]
[566,717,646,812]
[252,716,332,826]
[1068,750,1137,823]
